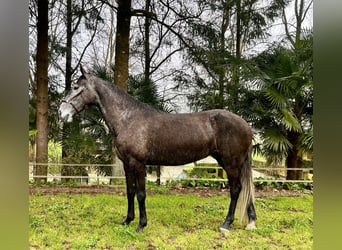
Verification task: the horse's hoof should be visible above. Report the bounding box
[219,227,230,233]
[245,221,256,230]
[122,219,132,226]
[136,225,145,233]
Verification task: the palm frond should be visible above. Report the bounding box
[274,50,293,78]
[252,143,263,157]
[278,109,302,133]
[262,128,292,155]
[262,87,287,109]
[300,129,313,153]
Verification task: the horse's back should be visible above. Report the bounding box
[144,109,251,166]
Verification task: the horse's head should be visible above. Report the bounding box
[59,65,97,122]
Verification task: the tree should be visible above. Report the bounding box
[162,0,289,178]
[130,0,188,83]
[175,0,289,113]
[247,0,313,180]
[143,0,151,82]
[113,0,132,91]
[29,0,65,179]
[34,0,49,182]
[250,31,313,180]
[93,0,132,181]
[60,0,105,181]
[29,0,107,182]
[281,0,313,180]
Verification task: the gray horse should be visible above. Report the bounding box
[59,66,257,232]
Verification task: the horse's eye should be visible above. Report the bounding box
[73,85,79,90]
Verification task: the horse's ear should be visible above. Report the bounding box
[80,64,87,78]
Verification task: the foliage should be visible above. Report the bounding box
[28,0,313,182]
[59,114,112,178]
[176,0,290,113]
[169,166,228,188]
[128,74,173,113]
[166,177,312,191]
[253,177,313,191]
[30,191,313,249]
[29,79,65,143]
[29,130,37,137]
[246,0,312,180]
[167,179,226,189]
[184,167,218,179]
[249,34,313,165]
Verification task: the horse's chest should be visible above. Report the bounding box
[114,132,148,162]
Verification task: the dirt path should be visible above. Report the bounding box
[29,184,309,198]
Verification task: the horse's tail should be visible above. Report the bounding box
[237,145,255,225]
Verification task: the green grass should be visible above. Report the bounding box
[29,192,313,249]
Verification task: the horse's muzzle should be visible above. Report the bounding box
[59,102,74,123]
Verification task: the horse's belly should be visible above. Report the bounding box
[146,140,214,166]
[146,112,217,165]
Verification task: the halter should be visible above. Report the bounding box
[61,87,85,114]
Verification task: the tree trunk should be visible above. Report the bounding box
[111,0,132,182]
[105,7,116,70]
[286,131,303,180]
[65,0,72,92]
[61,0,73,182]
[113,0,132,91]
[217,11,228,111]
[156,166,161,186]
[144,0,151,82]
[230,0,242,113]
[35,0,49,183]
[217,10,229,178]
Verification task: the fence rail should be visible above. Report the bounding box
[29,162,313,184]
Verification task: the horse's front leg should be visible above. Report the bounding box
[122,170,136,225]
[135,167,147,232]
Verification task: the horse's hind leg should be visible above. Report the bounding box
[246,202,257,230]
[220,168,241,232]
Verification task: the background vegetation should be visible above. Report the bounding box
[29,0,313,181]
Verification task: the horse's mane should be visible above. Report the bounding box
[93,75,162,114]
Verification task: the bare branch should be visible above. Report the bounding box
[98,0,118,12]
[282,8,295,47]
[73,3,105,75]
[302,0,313,23]
[131,9,156,18]
[149,14,219,83]
[150,47,183,75]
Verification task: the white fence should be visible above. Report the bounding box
[29,162,313,184]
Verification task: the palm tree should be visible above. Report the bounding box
[127,74,172,112]
[250,32,313,180]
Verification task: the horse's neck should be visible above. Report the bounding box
[94,81,144,136]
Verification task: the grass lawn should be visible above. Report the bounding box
[29,189,313,249]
